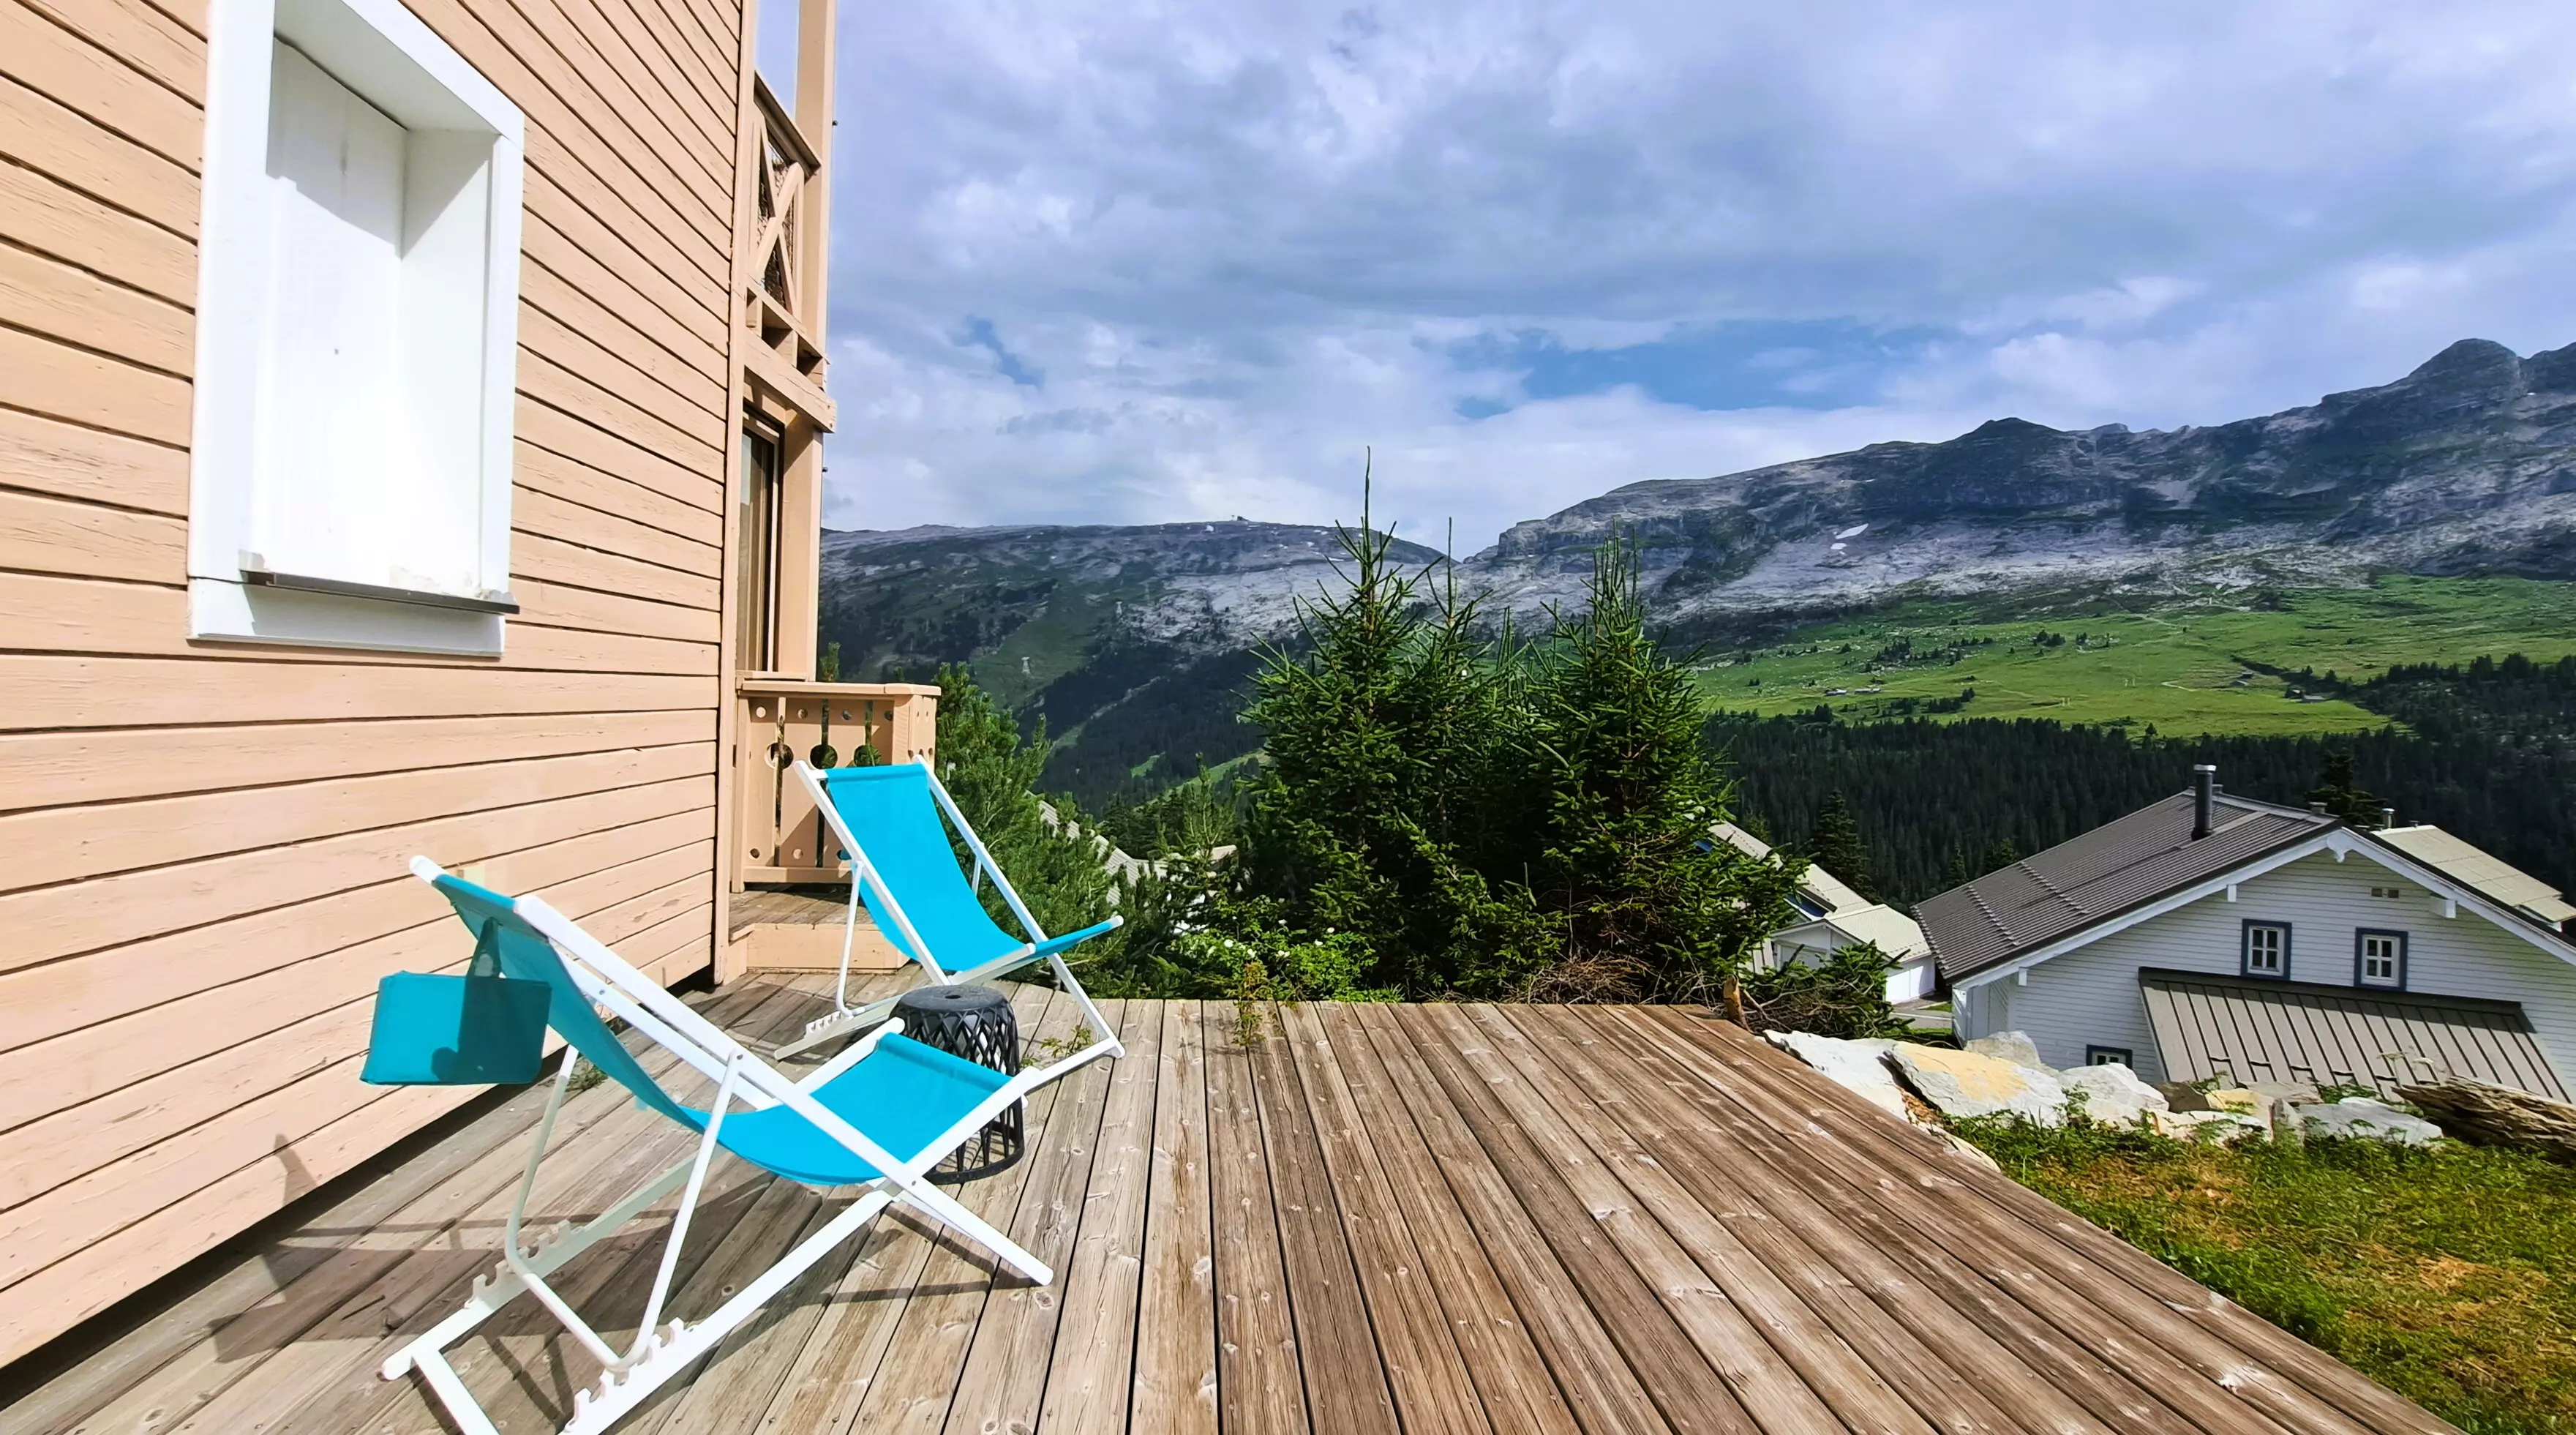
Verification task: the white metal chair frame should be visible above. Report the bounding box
[384,858,1073,1435]
[774,758,1122,1070]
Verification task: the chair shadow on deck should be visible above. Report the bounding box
[202,981,876,1370]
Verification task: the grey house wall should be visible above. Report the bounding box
[1960,850,2576,1086]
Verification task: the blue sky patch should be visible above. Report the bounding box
[958,316,1044,387]
[1449,321,1942,418]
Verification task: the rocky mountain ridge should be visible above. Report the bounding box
[817,338,2576,802]
[830,338,2576,670]
[1478,337,2576,618]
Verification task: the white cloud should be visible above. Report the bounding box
[814,0,2576,550]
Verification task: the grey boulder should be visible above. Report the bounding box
[2060,1063,2170,1128]
[1764,1031,1912,1123]
[1964,1030,2049,1071]
[1890,1044,2068,1125]
[2294,1098,2443,1147]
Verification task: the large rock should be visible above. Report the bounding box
[2151,1109,2270,1143]
[1920,1125,2004,1174]
[2294,1098,2443,1147]
[2155,1081,2212,1112]
[2247,1079,2321,1109]
[1890,1044,2068,1125]
[2206,1088,2274,1125]
[1764,1032,1911,1122]
[1965,1030,2049,1071]
[2060,1063,2169,1128]
[2398,1081,2576,1160]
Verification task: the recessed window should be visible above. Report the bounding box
[2084,1046,2133,1067]
[2356,929,2407,990]
[189,0,525,654]
[2242,921,2291,979]
[737,416,784,672]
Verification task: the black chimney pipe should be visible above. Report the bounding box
[2192,765,2217,840]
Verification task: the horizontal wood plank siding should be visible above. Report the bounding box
[0,0,747,1369]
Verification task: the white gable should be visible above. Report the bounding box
[1959,848,2576,1087]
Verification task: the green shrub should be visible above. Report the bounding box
[1738,941,1911,1039]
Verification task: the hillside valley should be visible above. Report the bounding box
[820,337,2576,810]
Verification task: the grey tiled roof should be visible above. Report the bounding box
[1919,790,2337,980]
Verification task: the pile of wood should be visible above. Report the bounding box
[2396,1080,2576,1163]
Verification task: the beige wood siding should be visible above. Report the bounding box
[0,0,746,1366]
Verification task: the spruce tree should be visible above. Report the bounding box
[1239,476,1550,995]
[1805,792,1878,901]
[2308,749,2380,824]
[1516,539,1802,999]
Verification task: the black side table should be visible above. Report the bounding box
[892,984,1024,1182]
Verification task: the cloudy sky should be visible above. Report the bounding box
[778,1,2576,552]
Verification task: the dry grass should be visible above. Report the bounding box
[1957,1117,2576,1434]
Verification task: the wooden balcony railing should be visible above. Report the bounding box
[746,76,829,408]
[733,679,939,885]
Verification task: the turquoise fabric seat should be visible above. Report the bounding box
[424,869,1007,1188]
[683,1036,1007,1186]
[819,765,1119,970]
[386,855,1081,1435]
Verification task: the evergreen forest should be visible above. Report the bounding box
[1716,652,2576,906]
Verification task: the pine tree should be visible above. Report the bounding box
[2308,748,2380,824]
[1239,470,1550,995]
[1805,792,1878,901]
[1516,539,1803,999]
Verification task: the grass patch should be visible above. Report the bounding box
[1694,576,2576,738]
[1955,1117,2576,1434]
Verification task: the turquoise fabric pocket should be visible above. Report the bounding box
[361,919,552,1085]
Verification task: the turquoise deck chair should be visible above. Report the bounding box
[776,759,1122,1071]
[383,858,1066,1435]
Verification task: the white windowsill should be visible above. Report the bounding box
[190,577,504,655]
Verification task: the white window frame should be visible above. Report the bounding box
[189,0,524,655]
[2355,929,2408,990]
[2242,920,2290,979]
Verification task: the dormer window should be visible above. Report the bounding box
[2356,930,2407,989]
[2241,921,2290,979]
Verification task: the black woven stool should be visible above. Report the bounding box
[892,984,1024,1182]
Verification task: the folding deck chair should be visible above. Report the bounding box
[772,758,1124,1065]
[383,857,1081,1435]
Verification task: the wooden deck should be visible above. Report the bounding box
[7,976,2454,1435]
[727,887,852,939]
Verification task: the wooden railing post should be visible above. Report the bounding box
[732,681,941,889]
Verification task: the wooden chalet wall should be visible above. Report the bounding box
[0,0,754,1366]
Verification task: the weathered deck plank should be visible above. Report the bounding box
[1200,1002,1308,1435]
[1275,1002,1488,1435]
[1125,1000,1217,1435]
[1034,998,1162,1435]
[839,983,1068,1432]
[1246,1000,1398,1435]
[1321,1004,1580,1435]
[4,989,2464,1435]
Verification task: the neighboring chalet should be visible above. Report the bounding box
[0,0,920,1368]
[1714,822,1937,1003]
[1920,767,2576,1098]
